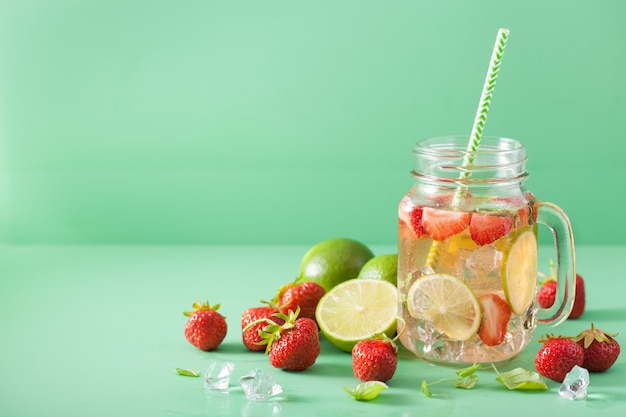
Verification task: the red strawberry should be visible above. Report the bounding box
[274,281,326,322]
[534,335,584,382]
[241,305,282,351]
[571,324,620,372]
[421,207,471,241]
[352,335,398,382]
[260,308,320,371]
[183,301,227,351]
[517,206,531,227]
[398,199,426,238]
[569,274,586,319]
[469,212,513,246]
[537,280,556,309]
[537,268,585,319]
[477,293,512,346]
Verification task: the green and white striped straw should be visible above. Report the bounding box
[425,28,510,270]
[452,27,510,205]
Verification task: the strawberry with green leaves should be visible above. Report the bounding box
[183,301,227,351]
[259,307,320,371]
[534,334,584,382]
[571,323,620,372]
[351,334,398,382]
[241,305,283,351]
[273,280,326,322]
[536,280,556,310]
[537,261,585,319]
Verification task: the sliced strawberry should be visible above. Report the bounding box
[469,212,514,246]
[421,207,470,241]
[517,206,530,227]
[399,200,426,238]
[477,293,512,346]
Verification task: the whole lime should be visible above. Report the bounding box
[296,238,374,291]
[357,254,398,285]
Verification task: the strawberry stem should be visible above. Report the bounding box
[570,323,619,348]
[183,300,220,317]
[258,306,301,354]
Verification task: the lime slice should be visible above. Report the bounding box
[502,230,538,315]
[406,273,481,341]
[315,279,398,352]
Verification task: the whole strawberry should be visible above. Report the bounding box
[274,281,326,322]
[537,263,585,319]
[571,323,620,372]
[183,301,227,351]
[241,305,282,352]
[534,335,584,382]
[569,274,586,319]
[536,280,556,309]
[352,335,398,382]
[260,307,320,371]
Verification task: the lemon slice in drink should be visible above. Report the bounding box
[502,230,538,315]
[406,273,481,341]
[315,279,398,352]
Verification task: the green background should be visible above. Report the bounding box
[1,0,624,245]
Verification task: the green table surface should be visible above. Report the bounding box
[1,244,625,417]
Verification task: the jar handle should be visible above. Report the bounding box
[535,201,576,325]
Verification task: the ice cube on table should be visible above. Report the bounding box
[239,368,283,401]
[559,366,589,400]
[204,360,235,391]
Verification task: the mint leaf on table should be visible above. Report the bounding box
[420,378,450,397]
[421,379,435,397]
[492,365,548,390]
[455,363,482,378]
[422,364,482,397]
[175,368,201,377]
[344,381,388,401]
[455,374,479,389]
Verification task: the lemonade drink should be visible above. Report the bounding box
[397,136,575,365]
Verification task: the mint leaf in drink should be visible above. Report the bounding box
[492,365,548,390]
[344,381,388,401]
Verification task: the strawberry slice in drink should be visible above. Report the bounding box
[398,198,427,238]
[469,212,514,246]
[477,293,512,346]
[421,207,471,241]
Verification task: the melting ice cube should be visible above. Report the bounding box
[466,245,502,277]
[204,360,235,391]
[559,366,589,400]
[239,368,283,401]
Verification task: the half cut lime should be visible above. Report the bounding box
[315,279,398,352]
